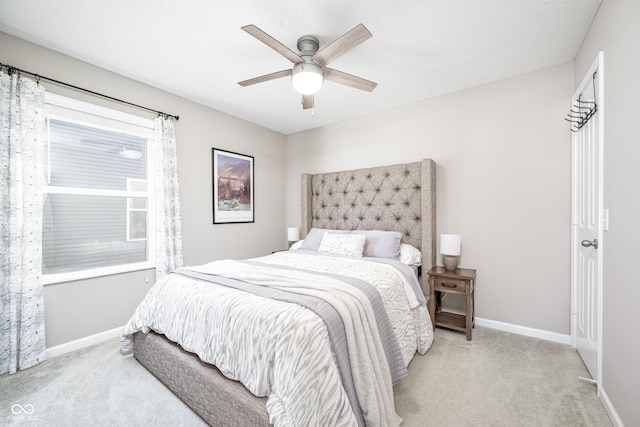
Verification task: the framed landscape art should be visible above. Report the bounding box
[212,148,254,224]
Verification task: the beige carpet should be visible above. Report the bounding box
[1,326,611,426]
[395,327,612,427]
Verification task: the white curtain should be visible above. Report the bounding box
[0,70,47,375]
[154,117,183,278]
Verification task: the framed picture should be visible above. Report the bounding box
[212,148,254,224]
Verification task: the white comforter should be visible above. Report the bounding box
[121,252,433,427]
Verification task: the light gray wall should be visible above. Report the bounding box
[574,1,640,425]
[286,63,574,335]
[1,32,287,347]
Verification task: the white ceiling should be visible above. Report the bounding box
[0,0,601,135]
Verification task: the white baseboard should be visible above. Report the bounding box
[475,317,571,345]
[46,318,570,359]
[46,326,123,359]
[599,386,625,427]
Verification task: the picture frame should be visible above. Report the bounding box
[212,148,254,224]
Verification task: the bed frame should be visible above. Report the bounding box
[133,159,436,426]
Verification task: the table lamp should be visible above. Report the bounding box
[287,227,300,248]
[440,234,461,271]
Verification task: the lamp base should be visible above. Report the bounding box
[443,255,459,271]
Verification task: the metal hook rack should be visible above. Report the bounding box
[565,71,598,132]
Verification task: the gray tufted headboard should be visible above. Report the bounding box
[301,159,436,287]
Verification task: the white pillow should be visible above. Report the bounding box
[399,243,422,266]
[289,240,303,250]
[317,232,366,258]
[299,228,347,251]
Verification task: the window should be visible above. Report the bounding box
[43,94,155,284]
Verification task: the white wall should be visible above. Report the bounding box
[1,31,287,347]
[575,0,640,425]
[286,63,574,335]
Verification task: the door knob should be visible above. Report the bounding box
[581,238,598,249]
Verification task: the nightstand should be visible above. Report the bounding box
[428,266,476,340]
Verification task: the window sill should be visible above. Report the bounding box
[43,262,154,285]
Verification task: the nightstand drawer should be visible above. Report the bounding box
[434,278,467,293]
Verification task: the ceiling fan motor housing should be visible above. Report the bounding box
[297,35,320,57]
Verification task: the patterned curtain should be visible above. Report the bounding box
[0,70,47,375]
[154,117,183,278]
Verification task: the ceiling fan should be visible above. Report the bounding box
[238,24,377,110]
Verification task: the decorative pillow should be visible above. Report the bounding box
[317,232,366,258]
[399,243,422,266]
[351,230,403,260]
[299,228,347,251]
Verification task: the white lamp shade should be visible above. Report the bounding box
[291,62,324,95]
[287,227,300,242]
[440,234,461,256]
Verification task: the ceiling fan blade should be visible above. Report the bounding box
[242,25,304,64]
[302,94,314,110]
[312,24,372,67]
[238,69,292,87]
[324,68,377,92]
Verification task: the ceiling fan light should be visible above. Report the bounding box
[291,62,324,95]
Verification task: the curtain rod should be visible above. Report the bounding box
[1,63,179,121]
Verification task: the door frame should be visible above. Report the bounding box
[570,51,604,391]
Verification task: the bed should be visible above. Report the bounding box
[121,159,436,426]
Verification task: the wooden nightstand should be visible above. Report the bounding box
[428,266,476,340]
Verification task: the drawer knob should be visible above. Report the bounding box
[441,282,458,289]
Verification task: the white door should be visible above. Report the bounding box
[571,52,604,386]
